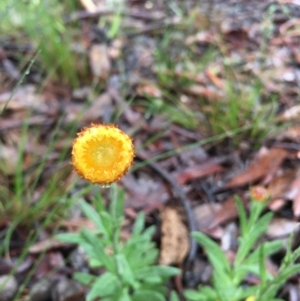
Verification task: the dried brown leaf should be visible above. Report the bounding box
[185,30,215,45]
[268,198,286,211]
[266,218,299,238]
[285,174,300,217]
[206,68,224,90]
[276,127,300,143]
[159,206,189,265]
[29,239,69,254]
[185,84,223,100]
[136,82,162,98]
[268,168,298,200]
[279,105,300,121]
[81,93,113,123]
[175,162,224,185]
[0,146,19,175]
[79,0,98,12]
[0,85,48,112]
[89,44,111,80]
[194,203,222,231]
[60,218,96,232]
[207,197,240,230]
[225,148,287,189]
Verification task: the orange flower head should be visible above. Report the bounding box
[72,124,134,185]
[250,186,269,203]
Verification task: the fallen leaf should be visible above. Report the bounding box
[60,218,96,232]
[284,174,300,217]
[175,161,224,185]
[206,67,224,89]
[159,205,189,265]
[268,168,298,200]
[0,85,48,112]
[207,197,241,230]
[185,30,215,45]
[194,203,222,231]
[81,92,113,123]
[29,238,70,254]
[279,105,300,121]
[108,38,124,59]
[0,146,19,175]
[276,127,300,143]
[89,44,111,80]
[268,199,286,212]
[136,82,162,98]
[225,148,287,189]
[266,218,299,238]
[79,0,98,12]
[185,84,223,100]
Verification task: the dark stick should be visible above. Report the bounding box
[135,154,197,277]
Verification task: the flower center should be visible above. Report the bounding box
[92,144,116,166]
[84,136,121,170]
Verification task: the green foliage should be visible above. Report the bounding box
[185,196,300,301]
[56,185,180,301]
[0,0,82,86]
[0,117,77,229]
[207,80,277,144]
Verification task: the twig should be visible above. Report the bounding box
[135,154,198,278]
[125,17,181,37]
[65,9,165,23]
[271,142,300,151]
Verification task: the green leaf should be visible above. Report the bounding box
[92,189,105,211]
[123,226,158,270]
[233,264,263,283]
[56,232,100,266]
[192,232,231,285]
[134,266,180,281]
[108,8,122,39]
[213,277,237,301]
[118,288,132,301]
[109,184,125,220]
[79,200,107,237]
[235,286,259,299]
[81,228,115,272]
[246,241,283,265]
[86,272,120,301]
[235,212,272,266]
[132,212,145,237]
[170,291,180,301]
[184,287,216,301]
[132,290,165,301]
[249,199,267,227]
[139,283,166,295]
[116,254,137,287]
[234,196,247,236]
[260,264,300,300]
[259,244,266,288]
[55,232,82,244]
[139,275,162,284]
[100,211,113,238]
[74,272,96,286]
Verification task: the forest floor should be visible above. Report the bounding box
[1,0,300,300]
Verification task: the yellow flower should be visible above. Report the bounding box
[72,124,134,185]
[245,296,255,301]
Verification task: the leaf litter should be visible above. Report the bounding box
[1,0,300,299]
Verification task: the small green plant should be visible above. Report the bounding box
[56,185,180,301]
[184,191,300,301]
